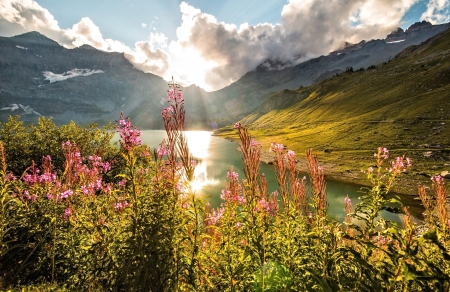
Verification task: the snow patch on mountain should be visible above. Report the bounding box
[19,104,41,115]
[1,104,19,111]
[43,68,104,84]
[386,39,405,44]
[16,45,27,50]
[1,104,41,115]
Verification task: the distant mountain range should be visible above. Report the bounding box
[0,21,449,129]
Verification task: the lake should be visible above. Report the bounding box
[133,130,422,223]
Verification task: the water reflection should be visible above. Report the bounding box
[135,130,220,193]
[186,131,220,192]
[131,130,422,223]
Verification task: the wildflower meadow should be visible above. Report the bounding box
[0,79,449,291]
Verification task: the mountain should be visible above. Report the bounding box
[206,21,450,123]
[0,31,211,129]
[217,26,450,195]
[0,21,449,129]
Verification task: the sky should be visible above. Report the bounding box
[1,0,449,91]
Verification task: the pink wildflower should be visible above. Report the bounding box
[117,112,142,151]
[227,170,239,181]
[208,207,224,225]
[63,208,71,221]
[161,107,174,118]
[60,189,73,199]
[270,142,284,153]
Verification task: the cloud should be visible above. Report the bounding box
[124,41,171,78]
[0,0,436,91]
[421,0,450,23]
[142,23,147,29]
[43,68,104,83]
[0,0,171,79]
[150,32,168,48]
[167,0,418,90]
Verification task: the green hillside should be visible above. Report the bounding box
[216,28,450,195]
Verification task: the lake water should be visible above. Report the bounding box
[135,130,422,223]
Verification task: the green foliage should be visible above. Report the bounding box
[0,116,118,177]
[1,79,450,291]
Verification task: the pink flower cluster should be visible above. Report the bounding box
[375,147,389,160]
[234,122,241,129]
[5,173,17,182]
[157,145,171,158]
[22,156,57,185]
[220,189,246,205]
[227,170,239,181]
[387,156,411,173]
[161,107,174,118]
[208,207,224,225]
[167,88,184,102]
[285,150,296,160]
[255,194,278,215]
[23,169,57,185]
[60,189,73,199]
[117,112,142,150]
[431,175,444,184]
[114,200,129,212]
[250,139,260,148]
[62,208,71,221]
[270,142,284,153]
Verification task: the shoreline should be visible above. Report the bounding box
[223,134,424,198]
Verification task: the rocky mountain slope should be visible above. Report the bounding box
[0,21,448,129]
[206,21,450,123]
[0,32,210,129]
[217,26,450,195]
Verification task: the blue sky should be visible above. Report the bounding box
[37,0,428,48]
[1,0,449,91]
[36,0,288,48]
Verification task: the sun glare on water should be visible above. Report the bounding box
[184,131,220,192]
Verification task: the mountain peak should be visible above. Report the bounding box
[75,44,98,50]
[11,31,59,46]
[386,27,406,42]
[406,21,432,33]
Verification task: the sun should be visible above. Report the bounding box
[167,44,218,91]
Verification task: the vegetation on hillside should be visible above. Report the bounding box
[216,28,450,195]
[0,80,450,291]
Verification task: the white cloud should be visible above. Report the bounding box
[166,0,418,90]
[150,32,168,48]
[421,0,450,23]
[124,42,171,78]
[0,0,172,79]
[64,17,131,52]
[43,68,104,83]
[0,0,434,91]
[142,23,147,28]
